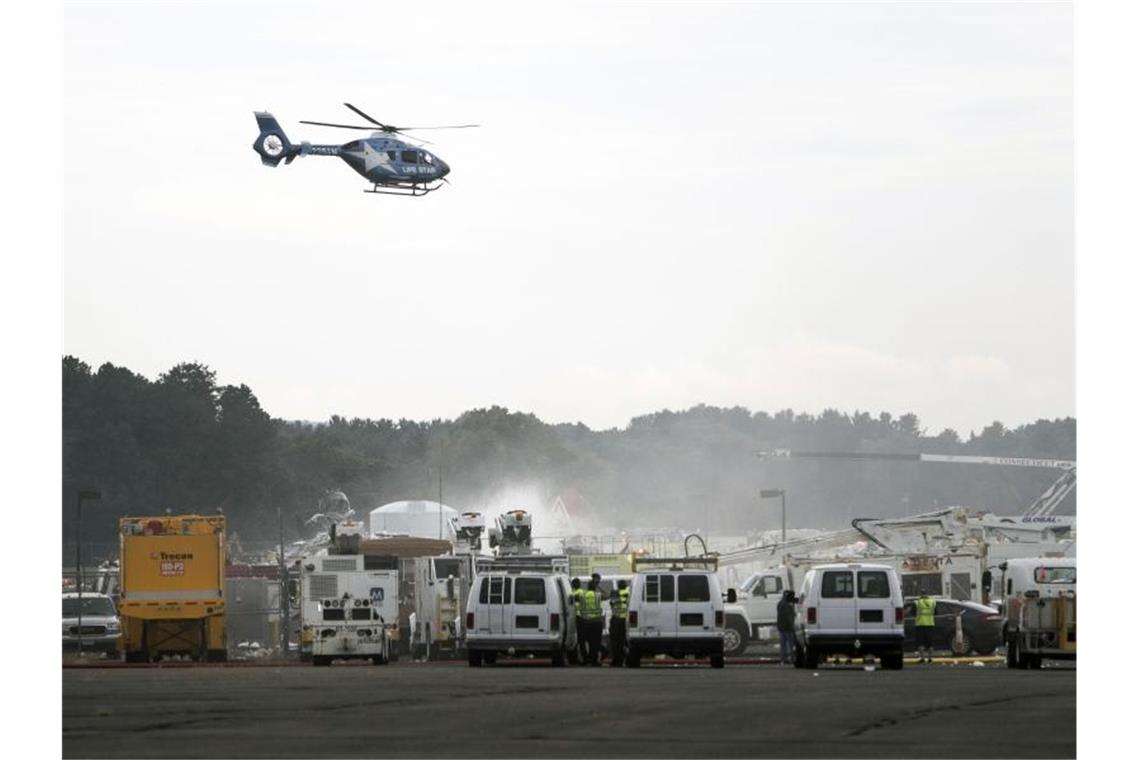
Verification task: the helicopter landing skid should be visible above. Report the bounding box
[364,181,444,197]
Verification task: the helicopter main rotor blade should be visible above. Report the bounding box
[299,120,378,130]
[393,124,480,131]
[343,102,393,130]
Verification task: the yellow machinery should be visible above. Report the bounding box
[118,514,227,662]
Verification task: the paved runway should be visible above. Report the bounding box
[63,660,1075,758]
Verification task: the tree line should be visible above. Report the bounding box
[62,356,1075,560]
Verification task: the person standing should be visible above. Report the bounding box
[609,579,630,667]
[776,589,797,665]
[570,578,587,665]
[915,593,937,663]
[591,573,609,660]
[582,578,605,665]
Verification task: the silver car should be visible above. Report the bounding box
[63,593,121,655]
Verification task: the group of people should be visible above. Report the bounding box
[570,574,630,666]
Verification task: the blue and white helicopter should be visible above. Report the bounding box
[252,103,477,196]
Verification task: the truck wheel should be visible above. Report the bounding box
[468,650,483,667]
[313,656,331,667]
[710,654,725,669]
[1028,654,1043,670]
[804,646,819,669]
[484,652,498,665]
[625,647,641,668]
[882,649,904,670]
[551,648,567,667]
[723,618,749,656]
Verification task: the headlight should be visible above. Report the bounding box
[107,620,121,632]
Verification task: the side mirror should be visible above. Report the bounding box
[726,589,737,604]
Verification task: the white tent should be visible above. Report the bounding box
[369,500,458,540]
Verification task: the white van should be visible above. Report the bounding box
[464,571,577,666]
[626,564,729,668]
[794,562,905,669]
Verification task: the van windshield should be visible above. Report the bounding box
[1034,566,1076,584]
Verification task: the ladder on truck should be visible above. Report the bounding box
[631,556,720,572]
[474,555,570,575]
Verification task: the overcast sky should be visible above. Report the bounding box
[62,1,1073,435]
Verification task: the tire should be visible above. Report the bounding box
[804,646,819,669]
[1028,654,1043,670]
[974,645,996,657]
[371,655,386,665]
[710,654,725,669]
[793,643,805,669]
[484,652,497,665]
[882,649,904,670]
[723,618,749,656]
[468,650,483,667]
[625,647,641,668]
[313,656,331,667]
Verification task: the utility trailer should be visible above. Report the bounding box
[300,552,398,666]
[1001,557,1076,668]
[117,514,227,662]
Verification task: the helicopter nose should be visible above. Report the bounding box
[437,160,450,178]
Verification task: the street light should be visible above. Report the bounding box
[760,488,786,545]
[75,489,102,657]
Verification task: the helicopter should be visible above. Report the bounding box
[251,103,477,196]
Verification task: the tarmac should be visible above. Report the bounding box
[62,657,1075,759]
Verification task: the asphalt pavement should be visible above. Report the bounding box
[63,659,1075,759]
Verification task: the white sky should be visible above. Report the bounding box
[62,1,1073,435]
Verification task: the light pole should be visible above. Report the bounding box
[760,489,786,545]
[75,490,102,657]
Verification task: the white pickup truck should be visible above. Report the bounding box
[722,567,797,655]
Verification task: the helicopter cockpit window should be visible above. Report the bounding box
[386,151,397,160]
[400,150,418,163]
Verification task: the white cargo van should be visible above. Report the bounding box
[464,571,577,666]
[626,560,730,668]
[794,562,905,669]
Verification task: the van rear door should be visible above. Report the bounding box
[511,576,548,638]
[855,569,894,635]
[639,573,675,638]
[818,570,856,635]
[477,576,511,637]
[676,573,713,633]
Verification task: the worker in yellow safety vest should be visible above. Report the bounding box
[608,579,630,667]
[570,578,586,665]
[581,579,605,666]
[915,594,937,663]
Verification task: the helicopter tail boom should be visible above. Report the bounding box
[252,111,299,167]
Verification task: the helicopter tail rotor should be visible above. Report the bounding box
[252,112,298,167]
